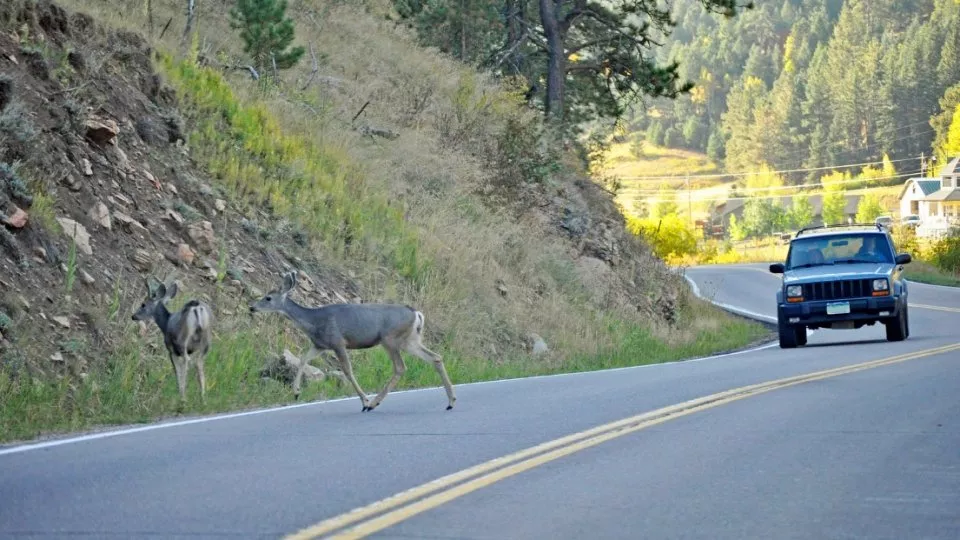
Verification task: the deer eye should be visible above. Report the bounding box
[266,296,273,301]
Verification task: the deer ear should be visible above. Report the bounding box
[282,272,297,293]
[154,282,167,299]
[165,281,179,300]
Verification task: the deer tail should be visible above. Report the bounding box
[414,310,425,335]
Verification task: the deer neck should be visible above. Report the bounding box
[152,303,172,332]
[281,297,325,334]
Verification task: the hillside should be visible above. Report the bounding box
[627,0,960,180]
[0,0,767,442]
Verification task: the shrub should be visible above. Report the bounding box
[627,213,698,260]
[928,227,960,274]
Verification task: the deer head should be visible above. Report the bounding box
[132,276,179,321]
[249,271,297,315]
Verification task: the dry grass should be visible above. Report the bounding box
[0,0,771,442]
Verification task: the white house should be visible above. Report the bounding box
[898,157,960,238]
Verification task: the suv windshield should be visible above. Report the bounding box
[787,233,894,269]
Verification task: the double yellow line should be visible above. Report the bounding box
[286,342,960,539]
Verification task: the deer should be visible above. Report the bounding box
[249,271,456,412]
[132,277,214,405]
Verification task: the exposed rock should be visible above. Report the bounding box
[259,349,331,386]
[166,183,178,195]
[131,249,154,272]
[187,220,216,253]
[2,207,28,228]
[85,117,119,145]
[529,333,548,356]
[62,173,82,191]
[81,158,93,176]
[113,211,148,234]
[52,316,71,329]
[165,209,184,225]
[50,351,64,362]
[495,279,508,297]
[56,218,93,255]
[80,270,95,286]
[88,202,111,230]
[214,199,226,212]
[175,243,195,266]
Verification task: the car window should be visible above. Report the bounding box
[787,233,893,268]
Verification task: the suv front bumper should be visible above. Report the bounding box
[778,295,901,326]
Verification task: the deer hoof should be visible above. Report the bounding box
[446,405,453,410]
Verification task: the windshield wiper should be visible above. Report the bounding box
[834,259,884,264]
[791,262,833,269]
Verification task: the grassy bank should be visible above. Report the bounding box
[904,260,960,287]
[1,295,768,444]
[0,0,770,445]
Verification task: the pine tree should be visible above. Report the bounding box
[229,0,305,74]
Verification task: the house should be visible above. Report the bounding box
[711,192,863,234]
[897,156,960,237]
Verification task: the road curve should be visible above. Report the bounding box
[1,265,959,539]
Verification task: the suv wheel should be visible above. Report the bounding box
[778,318,801,348]
[796,326,808,346]
[885,306,908,342]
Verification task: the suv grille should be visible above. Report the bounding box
[802,279,874,301]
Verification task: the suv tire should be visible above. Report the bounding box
[778,318,800,348]
[796,326,808,346]
[885,305,908,342]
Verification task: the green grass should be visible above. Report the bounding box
[0,298,768,444]
[904,260,960,287]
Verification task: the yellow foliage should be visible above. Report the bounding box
[745,162,785,190]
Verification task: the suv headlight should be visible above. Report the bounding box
[872,279,889,291]
[786,285,802,298]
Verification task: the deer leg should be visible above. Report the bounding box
[292,347,321,400]
[173,354,188,405]
[405,341,456,410]
[365,344,406,412]
[195,354,206,404]
[334,345,371,411]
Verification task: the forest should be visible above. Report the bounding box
[394,0,960,181]
[628,0,960,179]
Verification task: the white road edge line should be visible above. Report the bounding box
[906,279,960,291]
[0,274,777,457]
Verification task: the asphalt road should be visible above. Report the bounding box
[2,264,959,539]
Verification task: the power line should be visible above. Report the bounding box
[616,155,921,181]
[635,171,922,203]
[620,168,923,196]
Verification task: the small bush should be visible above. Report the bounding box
[928,227,960,275]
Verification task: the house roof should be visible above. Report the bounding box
[898,177,941,200]
[924,187,960,201]
[941,156,960,177]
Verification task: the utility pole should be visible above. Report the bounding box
[686,172,692,227]
[920,152,926,177]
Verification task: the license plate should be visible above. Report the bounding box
[826,302,850,315]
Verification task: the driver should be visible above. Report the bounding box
[855,235,881,261]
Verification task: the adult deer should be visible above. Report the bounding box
[249,271,456,412]
[132,277,214,404]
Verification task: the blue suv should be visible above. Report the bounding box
[769,224,913,349]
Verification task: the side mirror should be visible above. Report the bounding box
[769,263,785,274]
[895,253,912,265]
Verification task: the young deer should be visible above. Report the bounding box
[249,271,456,412]
[132,277,214,404]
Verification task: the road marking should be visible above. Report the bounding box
[0,334,777,457]
[286,341,960,539]
[910,303,960,313]
[683,275,777,324]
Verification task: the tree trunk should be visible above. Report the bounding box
[539,0,564,123]
[182,0,196,46]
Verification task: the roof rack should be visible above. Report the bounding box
[794,223,883,238]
